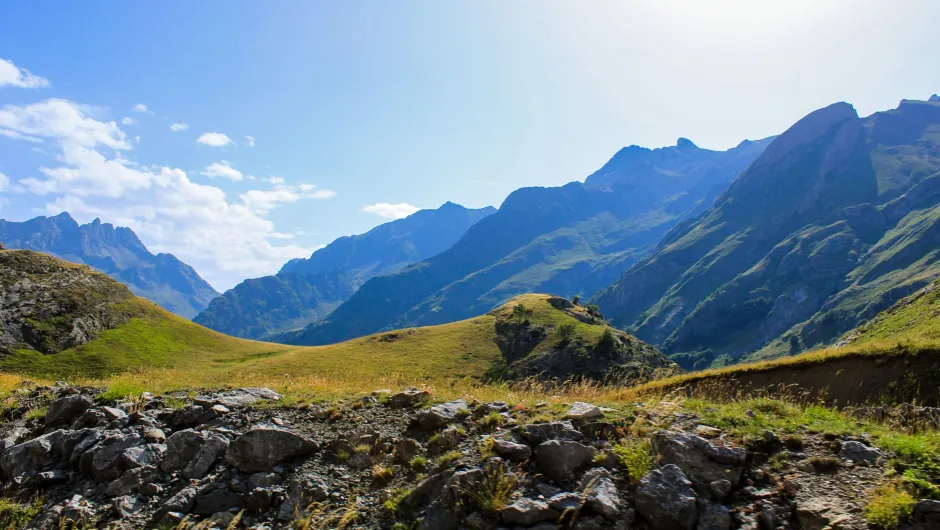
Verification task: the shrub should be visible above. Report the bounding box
[595,329,617,355]
[865,481,915,528]
[556,323,577,343]
[572,295,580,305]
[613,438,656,487]
[0,497,43,529]
[409,456,427,471]
[464,464,517,516]
[372,465,394,484]
[512,304,533,324]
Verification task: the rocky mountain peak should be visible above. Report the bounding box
[675,137,698,150]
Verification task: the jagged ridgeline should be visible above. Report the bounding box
[0,248,672,386]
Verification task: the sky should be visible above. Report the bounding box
[0,1,938,291]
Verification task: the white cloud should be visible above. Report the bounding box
[0,58,50,88]
[169,122,189,132]
[240,185,336,214]
[0,99,129,150]
[121,117,136,125]
[200,160,243,181]
[245,135,255,147]
[197,132,233,147]
[362,202,420,220]
[10,97,330,289]
[0,172,8,191]
[262,176,285,185]
[0,128,42,143]
[131,103,151,114]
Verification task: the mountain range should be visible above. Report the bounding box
[276,136,773,345]
[594,97,940,367]
[0,213,218,318]
[193,202,496,339]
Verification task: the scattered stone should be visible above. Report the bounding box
[501,498,560,525]
[795,498,852,530]
[195,387,282,408]
[839,440,883,465]
[101,406,127,421]
[635,465,698,530]
[549,491,583,512]
[143,428,166,443]
[580,468,622,520]
[182,435,228,479]
[694,425,722,438]
[416,399,468,429]
[567,402,604,421]
[46,395,92,425]
[113,495,145,518]
[493,438,533,461]
[226,428,318,472]
[519,421,585,444]
[348,451,373,470]
[0,429,67,478]
[387,387,430,408]
[708,479,732,501]
[120,443,166,469]
[161,429,207,472]
[655,430,747,486]
[393,438,422,464]
[536,440,595,483]
[698,501,732,530]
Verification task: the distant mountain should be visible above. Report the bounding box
[278,137,772,346]
[0,213,219,318]
[194,202,496,339]
[594,98,940,368]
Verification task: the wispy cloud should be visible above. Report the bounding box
[196,132,233,147]
[241,185,336,214]
[131,103,151,114]
[362,202,420,220]
[0,58,50,88]
[170,122,189,132]
[245,135,256,147]
[121,117,136,126]
[200,160,244,181]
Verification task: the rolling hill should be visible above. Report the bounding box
[0,212,219,318]
[0,248,673,386]
[594,97,940,368]
[278,136,772,346]
[193,202,496,339]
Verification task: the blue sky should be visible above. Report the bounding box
[1,1,938,290]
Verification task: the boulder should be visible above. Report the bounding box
[502,498,560,525]
[493,438,533,461]
[392,438,422,464]
[161,429,207,472]
[654,431,747,486]
[416,400,468,430]
[166,405,206,430]
[635,465,698,530]
[89,432,143,481]
[106,466,158,497]
[46,395,92,425]
[795,498,852,530]
[697,501,732,530]
[194,387,282,409]
[580,468,622,520]
[519,421,585,444]
[226,428,318,472]
[152,487,197,523]
[0,429,67,478]
[183,435,229,479]
[536,440,595,484]
[549,492,583,512]
[120,443,166,469]
[387,387,430,408]
[839,440,883,465]
[914,499,940,530]
[567,402,603,421]
[193,487,244,516]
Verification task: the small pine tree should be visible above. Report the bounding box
[596,328,617,355]
[512,303,533,324]
[557,323,576,343]
[572,295,581,305]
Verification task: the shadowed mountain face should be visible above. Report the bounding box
[277,137,772,346]
[0,213,218,318]
[193,202,496,339]
[594,98,940,368]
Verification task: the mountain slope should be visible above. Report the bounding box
[280,137,772,346]
[595,98,940,368]
[0,249,672,385]
[193,202,496,339]
[0,213,219,318]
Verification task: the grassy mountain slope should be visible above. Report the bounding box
[0,213,219,318]
[194,202,495,339]
[280,138,772,346]
[595,98,940,368]
[0,250,671,386]
[634,278,940,405]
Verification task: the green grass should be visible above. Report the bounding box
[865,481,915,529]
[0,497,43,529]
[613,437,655,487]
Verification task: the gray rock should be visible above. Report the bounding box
[536,440,595,483]
[549,492,583,512]
[493,438,533,461]
[795,498,852,530]
[437,425,463,450]
[580,468,622,520]
[193,487,244,516]
[519,421,585,444]
[416,399,468,430]
[37,469,68,484]
[70,429,107,469]
[708,479,732,501]
[90,432,143,481]
[417,500,459,530]
[393,438,422,464]
[226,428,318,472]
[697,501,732,530]
[152,487,197,523]
[120,443,166,469]
[161,429,207,472]
[249,472,282,489]
[195,387,282,409]
[635,464,698,530]
[501,498,560,525]
[183,435,228,479]
[113,495,145,518]
[655,431,747,486]
[387,387,430,408]
[46,395,92,425]
[839,440,883,465]
[101,406,127,421]
[914,499,940,530]
[0,429,67,478]
[106,465,158,497]
[166,405,206,430]
[144,428,166,443]
[348,451,373,470]
[567,402,604,421]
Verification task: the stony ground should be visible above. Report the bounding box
[1,382,939,529]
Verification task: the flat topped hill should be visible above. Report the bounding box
[0,250,672,386]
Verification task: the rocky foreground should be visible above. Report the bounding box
[0,383,938,529]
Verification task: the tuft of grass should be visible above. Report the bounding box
[335,450,350,464]
[478,437,496,460]
[24,406,47,422]
[865,481,915,529]
[479,412,503,432]
[613,438,656,487]
[0,496,43,529]
[409,456,427,471]
[383,487,414,515]
[98,381,145,402]
[464,464,518,516]
[806,456,842,473]
[353,444,371,454]
[372,465,394,484]
[438,451,462,467]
